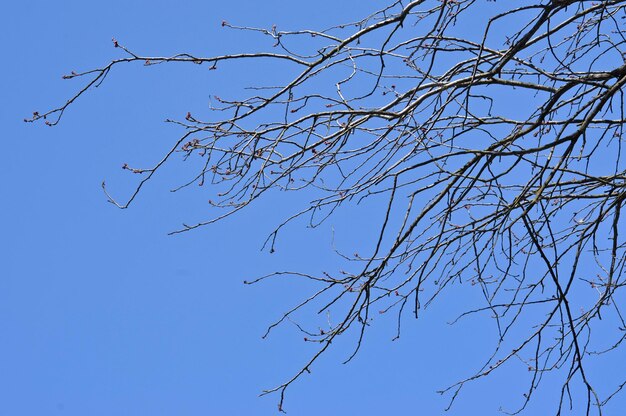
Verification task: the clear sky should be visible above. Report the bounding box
[2,1,624,415]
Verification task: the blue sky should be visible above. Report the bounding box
[2,1,624,415]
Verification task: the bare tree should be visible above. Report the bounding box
[28,0,626,414]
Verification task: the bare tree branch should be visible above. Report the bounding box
[31,0,626,413]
